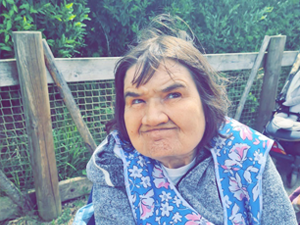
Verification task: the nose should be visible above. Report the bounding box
[142,100,168,126]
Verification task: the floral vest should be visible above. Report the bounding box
[112,118,273,225]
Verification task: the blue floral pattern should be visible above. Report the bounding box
[112,117,273,225]
[210,118,273,225]
[112,132,214,225]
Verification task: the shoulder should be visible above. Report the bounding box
[218,117,274,156]
[261,156,298,224]
[87,133,124,187]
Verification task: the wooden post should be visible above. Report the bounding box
[13,32,61,221]
[254,36,286,132]
[42,39,97,154]
[234,36,270,121]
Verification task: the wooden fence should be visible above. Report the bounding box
[0,33,297,221]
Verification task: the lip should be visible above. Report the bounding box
[141,127,176,133]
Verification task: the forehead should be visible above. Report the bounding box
[124,59,196,90]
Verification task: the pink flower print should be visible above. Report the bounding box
[255,131,273,149]
[226,143,250,168]
[152,165,170,189]
[229,204,246,225]
[185,212,202,225]
[229,173,249,201]
[253,138,260,145]
[139,189,155,220]
[231,120,253,141]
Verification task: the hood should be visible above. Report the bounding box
[86,133,124,187]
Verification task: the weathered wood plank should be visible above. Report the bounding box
[255,36,287,132]
[13,31,61,221]
[0,177,92,222]
[0,169,33,215]
[234,36,271,120]
[43,40,97,154]
[0,51,297,87]
[0,196,20,221]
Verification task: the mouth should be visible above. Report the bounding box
[141,127,176,133]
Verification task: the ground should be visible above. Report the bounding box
[1,196,87,225]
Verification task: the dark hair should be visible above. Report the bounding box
[106,14,229,151]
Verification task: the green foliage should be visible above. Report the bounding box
[0,0,90,59]
[82,0,300,57]
[1,0,299,58]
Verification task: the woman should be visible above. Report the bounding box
[77,15,297,225]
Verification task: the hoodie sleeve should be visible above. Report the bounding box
[86,134,136,225]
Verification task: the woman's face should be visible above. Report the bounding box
[123,59,206,168]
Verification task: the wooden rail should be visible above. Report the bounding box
[0,177,92,222]
[0,51,298,87]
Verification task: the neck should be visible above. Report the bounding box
[160,154,196,169]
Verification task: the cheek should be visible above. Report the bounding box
[124,109,141,136]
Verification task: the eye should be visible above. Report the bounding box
[167,92,181,99]
[132,99,145,105]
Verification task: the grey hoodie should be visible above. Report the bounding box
[87,134,297,225]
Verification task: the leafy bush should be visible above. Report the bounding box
[83,0,300,57]
[1,0,299,59]
[0,0,90,59]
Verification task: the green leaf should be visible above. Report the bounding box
[5,34,9,43]
[8,8,14,16]
[66,162,76,171]
[1,13,10,19]
[55,15,62,21]
[2,0,6,8]
[42,3,51,8]
[6,0,14,5]
[247,36,253,42]
[229,4,240,15]
[0,45,12,51]
[6,19,12,30]
[68,14,76,21]
[14,15,22,21]
[259,15,267,21]
[65,3,73,9]
[23,16,26,22]
[264,7,274,13]
[75,22,82,27]
[19,3,29,10]
[13,4,18,13]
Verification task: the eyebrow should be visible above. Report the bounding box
[124,91,141,99]
[161,83,186,93]
[124,83,186,99]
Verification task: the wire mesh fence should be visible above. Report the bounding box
[0,67,291,195]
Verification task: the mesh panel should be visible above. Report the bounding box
[0,86,32,192]
[49,80,115,180]
[0,80,115,195]
[0,68,291,195]
[225,69,264,128]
